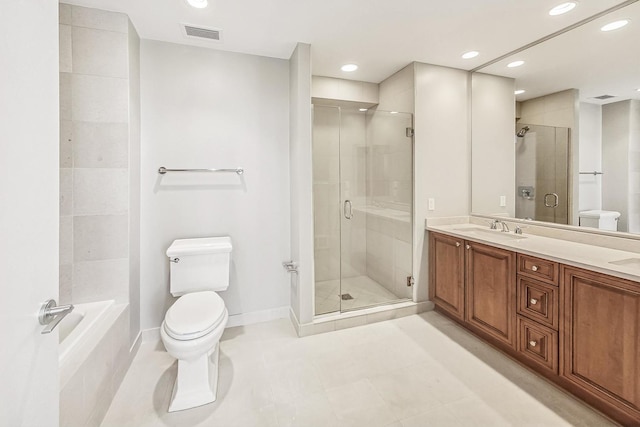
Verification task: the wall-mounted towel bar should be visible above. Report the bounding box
[579,171,603,176]
[158,166,244,175]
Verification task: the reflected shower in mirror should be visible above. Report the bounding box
[471,1,640,235]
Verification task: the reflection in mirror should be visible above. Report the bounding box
[472,1,640,235]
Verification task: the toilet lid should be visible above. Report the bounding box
[164,291,226,340]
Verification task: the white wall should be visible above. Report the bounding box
[471,73,515,216]
[578,102,602,212]
[414,63,470,301]
[288,43,314,325]
[140,40,291,330]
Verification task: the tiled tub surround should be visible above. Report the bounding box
[60,305,138,427]
[58,4,139,305]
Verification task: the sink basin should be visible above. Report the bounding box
[608,258,640,269]
[449,226,527,240]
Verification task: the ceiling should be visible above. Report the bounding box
[479,1,640,103]
[63,0,629,83]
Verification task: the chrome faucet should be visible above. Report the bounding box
[514,225,523,235]
[488,219,499,230]
[498,221,510,233]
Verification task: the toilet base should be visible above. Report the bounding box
[168,344,220,412]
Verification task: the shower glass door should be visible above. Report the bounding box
[313,106,413,315]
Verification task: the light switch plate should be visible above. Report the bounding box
[500,195,506,207]
[428,198,435,211]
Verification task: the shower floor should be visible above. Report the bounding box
[315,275,404,315]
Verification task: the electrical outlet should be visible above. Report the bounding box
[428,198,435,211]
[500,195,506,207]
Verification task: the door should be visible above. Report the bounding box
[312,107,413,315]
[429,232,464,320]
[561,266,640,422]
[0,1,60,425]
[339,109,413,311]
[465,241,516,348]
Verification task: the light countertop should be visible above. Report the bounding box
[427,223,640,283]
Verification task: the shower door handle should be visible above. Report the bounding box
[343,200,353,220]
[544,193,559,208]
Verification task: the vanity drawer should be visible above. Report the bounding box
[517,316,558,374]
[517,277,558,330]
[517,254,559,285]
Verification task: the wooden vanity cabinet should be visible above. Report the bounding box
[429,231,640,424]
[429,233,516,348]
[465,241,516,349]
[429,232,465,321]
[561,266,640,423]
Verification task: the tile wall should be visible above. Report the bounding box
[59,4,137,304]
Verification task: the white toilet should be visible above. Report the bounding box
[160,236,232,412]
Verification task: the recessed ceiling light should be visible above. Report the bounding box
[507,60,525,68]
[341,64,358,72]
[390,111,398,114]
[359,108,368,112]
[186,0,208,8]
[514,90,526,95]
[636,88,640,92]
[462,51,479,59]
[549,2,577,16]
[601,19,629,32]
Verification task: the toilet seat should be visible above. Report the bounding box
[164,291,226,341]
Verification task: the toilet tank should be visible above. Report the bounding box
[578,210,621,231]
[166,236,232,296]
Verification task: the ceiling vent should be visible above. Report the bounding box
[593,94,616,100]
[182,24,222,42]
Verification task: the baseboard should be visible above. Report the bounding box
[226,306,290,328]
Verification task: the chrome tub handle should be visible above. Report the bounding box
[39,299,74,334]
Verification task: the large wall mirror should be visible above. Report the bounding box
[471,1,640,236]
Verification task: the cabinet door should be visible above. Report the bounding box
[465,242,516,348]
[561,266,640,420]
[429,232,465,320]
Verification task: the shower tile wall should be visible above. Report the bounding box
[59,4,137,305]
[364,112,412,298]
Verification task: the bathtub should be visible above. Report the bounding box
[58,300,114,364]
[58,300,134,427]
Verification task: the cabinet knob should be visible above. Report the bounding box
[529,340,538,347]
[455,242,461,247]
[466,244,471,250]
[531,265,539,272]
[530,298,538,305]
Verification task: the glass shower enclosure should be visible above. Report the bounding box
[515,123,570,225]
[312,106,413,315]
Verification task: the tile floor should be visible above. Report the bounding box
[102,312,614,427]
[315,275,404,315]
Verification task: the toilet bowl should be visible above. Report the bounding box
[160,237,233,412]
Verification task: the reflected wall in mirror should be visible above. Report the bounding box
[472,1,640,235]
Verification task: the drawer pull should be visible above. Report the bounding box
[531,265,539,272]
[529,340,538,347]
[455,242,461,247]
[530,298,538,305]
[466,244,471,250]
